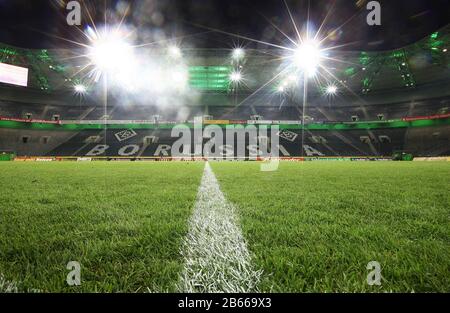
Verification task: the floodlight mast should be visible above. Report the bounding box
[290,39,325,158]
[87,27,135,158]
[301,72,308,158]
[230,48,245,105]
[103,74,108,151]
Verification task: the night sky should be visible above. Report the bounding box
[0,0,449,51]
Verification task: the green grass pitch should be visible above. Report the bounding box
[0,161,449,292]
[0,162,204,292]
[211,161,450,292]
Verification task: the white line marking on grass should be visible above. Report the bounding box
[0,273,42,293]
[178,162,262,293]
[0,274,19,293]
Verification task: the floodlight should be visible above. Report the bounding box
[74,84,87,93]
[168,45,182,59]
[230,71,242,82]
[232,48,245,60]
[88,30,134,73]
[326,85,337,95]
[294,40,322,75]
[277,86,285,93]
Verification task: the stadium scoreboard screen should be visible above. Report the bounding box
[189,66,231,91]
[0,62,28,87]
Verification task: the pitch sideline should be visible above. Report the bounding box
[177,162,262,293]
[0,273,41,293]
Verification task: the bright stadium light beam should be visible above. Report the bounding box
[168,45,182,59]
[82,24,137,158]
[232,48,245,61]
[74,84,87,93]
[293,40,323,76]
[183,0,369,160]
[326,84,338,95]
[230,71,242,83]
[86,27,135,75]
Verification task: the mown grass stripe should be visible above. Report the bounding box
[178,162,262,293]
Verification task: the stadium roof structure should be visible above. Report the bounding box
[0,25,449,102]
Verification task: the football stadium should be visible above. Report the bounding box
[0,0,449,298]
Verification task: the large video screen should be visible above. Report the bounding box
[0,62,28,87]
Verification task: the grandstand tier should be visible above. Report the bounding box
[1,117,448,158]
[0,96,448,122]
